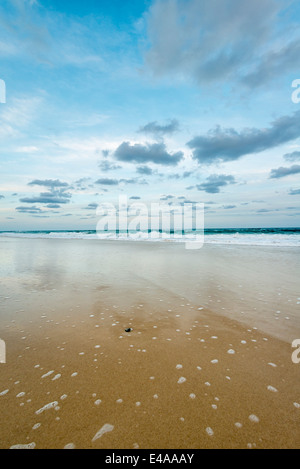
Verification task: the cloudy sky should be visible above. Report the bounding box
[0,0,300,230]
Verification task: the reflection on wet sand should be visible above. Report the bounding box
[0,238,299,449]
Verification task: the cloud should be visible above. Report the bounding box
[28,179,69,188]
[85,203,98,210]
[168,171,193,180]
[16,205,43,214]
[242,40,300,88]
[289,189,300,196]
[95,178,119,186]
[114,141,184,166]
[21,179,72,204]
[129,196,141,200]
[144,0,291,88]
[0,195,5,199]
[138,119,179,137]
[284,151,300,162]
[256,209,273,213]
[223,205,237,209]
[20,193,71,204]
[98,160,122,172]
[270,165,300,179]
[194,174,236,193]
[187,111,300,165]
[136,165,153,175]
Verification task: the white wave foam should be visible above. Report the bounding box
[0,231,299,247]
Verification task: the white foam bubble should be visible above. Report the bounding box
[249,414,260,423]
[64,443,76,449]
[206,427,214,437]
[36,401,59,415]
[267,386,278,393]
[0,390,9,396]
[178,377,187,384]
[52,374,61,381]
[41,371,54,379]
[92,424,114,442]
[10,442,36,450]
[32,423,41,430]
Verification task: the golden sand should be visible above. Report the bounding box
[0,238,299,449]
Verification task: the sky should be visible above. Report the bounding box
[0,0,300,230]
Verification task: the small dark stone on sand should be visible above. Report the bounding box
[125,328,132,333]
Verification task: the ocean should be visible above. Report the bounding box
[0,228,299,246]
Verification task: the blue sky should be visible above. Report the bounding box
[0,0,300,230]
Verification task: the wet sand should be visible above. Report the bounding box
[0,238,299,449]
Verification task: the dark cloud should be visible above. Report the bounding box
[119,178,141,185]
[187,111,300,165]
[95,178,119,186]
[270,165,300,179]
[195,174,236,194]
[23,179,72,205]
[284,151,300,162]
[129,196,141,200]
[136,165,153,175]
[144,0,299,90]
[0,195,4,199]
[20,190,71,204]
[160,195,175,201]
[16,206,43,214]
[168,171,193,180]
[242,40,300,88]
[138,119,179,137]
[85,203,98,210]
[223,205,237,209]
[289,189,300,196]
[98,160,122,172]
[114,142,184,166]
[256,209,273,213]
[28,179,69,188]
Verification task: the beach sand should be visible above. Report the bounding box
[0,237,299,449]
